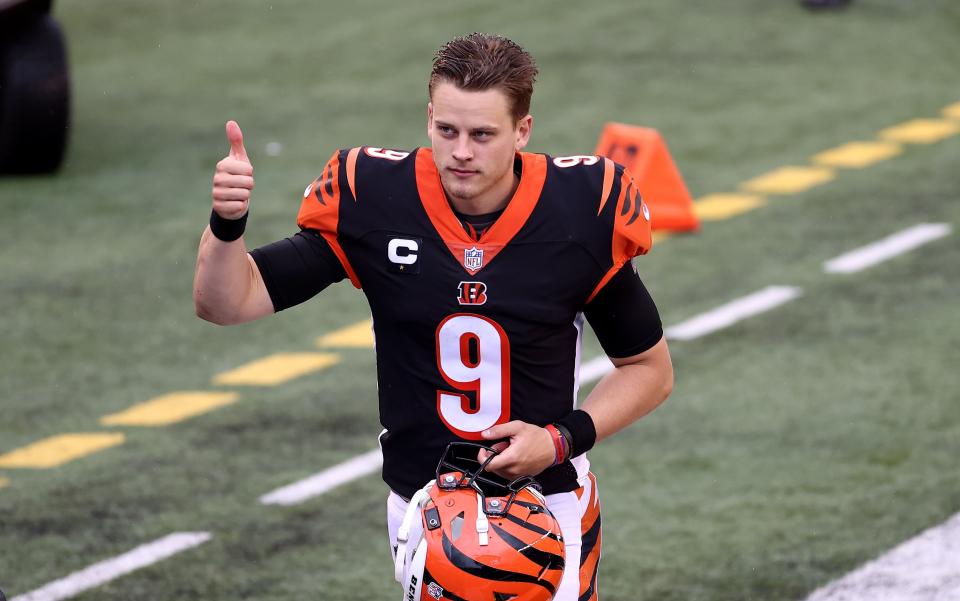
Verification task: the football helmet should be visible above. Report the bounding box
[395,442,566,601]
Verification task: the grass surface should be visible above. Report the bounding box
[1,1,959,599]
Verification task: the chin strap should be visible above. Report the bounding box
[476,492,489,546]
[394,481,434,584]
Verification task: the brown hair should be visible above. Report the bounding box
[429,33,538,123]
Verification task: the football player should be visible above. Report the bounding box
[195,33,673,600]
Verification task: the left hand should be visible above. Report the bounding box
[478,421,556,480]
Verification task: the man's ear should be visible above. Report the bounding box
[426,102,434,138]
[515,114,533,151]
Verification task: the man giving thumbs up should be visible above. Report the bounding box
[194,34,673,601]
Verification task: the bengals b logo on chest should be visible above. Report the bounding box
[457,281,488,306]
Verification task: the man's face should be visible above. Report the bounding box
[427,82,532,209]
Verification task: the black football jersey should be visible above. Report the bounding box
[297,147,653,498]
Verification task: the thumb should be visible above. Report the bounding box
[481,421,522,441]
[225,120,249,162]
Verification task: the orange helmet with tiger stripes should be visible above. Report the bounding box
[395,443,566,601]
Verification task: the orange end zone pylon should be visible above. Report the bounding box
[594,122,700,232]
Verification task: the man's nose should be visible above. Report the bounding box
[452,135,473,161]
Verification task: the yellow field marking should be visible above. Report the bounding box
[317,319,374,348]
[0,477,9,488]
[942,101,960,120]
[693,193,767,221]
[878,119,960,144]
[0,433,125,469]
[213,352,340,386]
[812,141,903,169]
[100,391,240,427]
[740,166,835,195]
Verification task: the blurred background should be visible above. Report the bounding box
[1,1,958,599]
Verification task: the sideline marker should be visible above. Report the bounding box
[595,123,699,232]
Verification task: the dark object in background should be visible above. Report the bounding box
[802,0,852,9]
[0,0,70,174]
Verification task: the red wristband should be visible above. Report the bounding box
[544,424,568,466]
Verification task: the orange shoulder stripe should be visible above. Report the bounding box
[295,150,361,289]
[596,158,616,215]
[318,150,340,206]
[345,147,360,201]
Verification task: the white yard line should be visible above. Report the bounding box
[259,448,383,506]
[824,223,952,274]
[804,511,960,601]
[664,285,802,341]
[10,532,211,601]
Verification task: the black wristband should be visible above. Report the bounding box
[556,409,597,458]
[209,210,248,242]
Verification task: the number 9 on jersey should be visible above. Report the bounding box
[435,314,511,439]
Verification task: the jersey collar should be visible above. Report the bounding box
[415,148,547,275]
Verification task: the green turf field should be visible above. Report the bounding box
[1,1,959,599]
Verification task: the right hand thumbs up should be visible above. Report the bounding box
[226,120,249,162]
[212,120,255,220]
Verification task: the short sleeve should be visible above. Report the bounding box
[295,149,362,288]
[584,263,663,358]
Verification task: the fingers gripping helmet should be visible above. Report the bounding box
[395,443,566,601]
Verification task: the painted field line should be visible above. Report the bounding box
[944,101,960,120]
[740,166,835,195]
[260,448,383,506]
[824,223,952,274]
[811,140,902,169]
[100,391,239,427]
[10,532,211,601]
[317,319,374,348]
[804,511,960,601]
[213,352,340,386]
[0,433,125,469]
[665,286,802,341]
[693,193,767,221]
[878,118,959,145]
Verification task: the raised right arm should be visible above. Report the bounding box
[193,121,275,325]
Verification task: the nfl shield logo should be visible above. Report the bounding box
[427,582,444,600]
[464,247,484,270]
